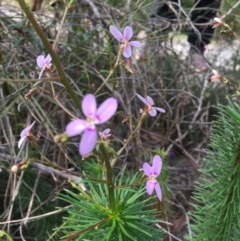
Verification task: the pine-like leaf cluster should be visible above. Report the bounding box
[55,167,164,241]
[188,98,240,240]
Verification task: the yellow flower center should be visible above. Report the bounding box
[148,174,157,183]
[123,40,129,47]
[86,117,95,126]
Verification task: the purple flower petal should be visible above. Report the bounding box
[154,107,166,113]
[18,121,36,149]
[45,54,52,64]
[80,128,97,155]
[18,136,27,149]
[20,121,36,138]
[123,26,133,41]
[136,93,148,106]
[146,180,154,195]
[103,128,111,135]
[95,98,117,124]
[129,41,141,47]
[28,121,36,130]
[123,45,132,58]
[154,182,162,201]
[143,162,152,176]
[143,155,163,201]
[148,108,157,117]
[152,155,162,176]
[82,94,97,118]
[109,25,124,42]
[66,119,87,136]
[146,96,154,106]
[98,131,104,139]
[37,55,45,68]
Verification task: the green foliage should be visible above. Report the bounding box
[187,98,240,241]
[56,167,164,241]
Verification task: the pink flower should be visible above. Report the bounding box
[109,25,141,58]
[99,128,111,141]
[143,155,162,201]
[18,121,36,149]
[136,93,165,116]
[36,54,52,79]
[66,94,118,156]
[208,69,221,82]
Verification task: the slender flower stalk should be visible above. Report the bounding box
[99,143,116,210]
[143,155,162,201]
[136,93,165,116]
[112,113,146,167]
[66,94,118,156]
[18,121,36,149]
[109,25,141,58]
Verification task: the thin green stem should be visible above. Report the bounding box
[17,0,81,109]
[0,230,14,241]
[100,143,116,211]
[94,46,123,95]
[52,0,73,51]
[224,23,240,41]
[59,217,110,241]
[111,113,146,167]
[24,86,78,118]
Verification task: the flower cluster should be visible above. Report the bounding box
[17,25,165,202]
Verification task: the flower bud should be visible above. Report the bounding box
[11,165,19,173]
[54,133,69,143]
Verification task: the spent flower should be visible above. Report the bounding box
[109,25,141,58]
[136,93,165,116]
[66,94,118,156]
[99,128,111,141]
[36,54,52,79]
[212,17,225,28]
[18,121,36,149]
[143,155,162,201]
